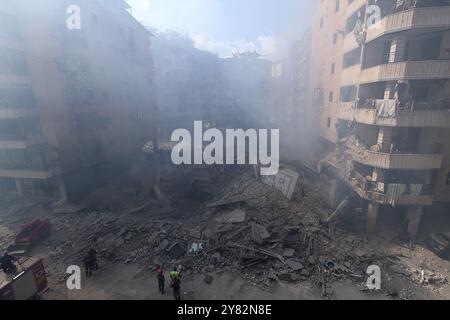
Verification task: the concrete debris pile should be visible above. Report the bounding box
[41,168,398,291]
[385,255,448,290]
[2,166,427,296]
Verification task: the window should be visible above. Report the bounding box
[313,88,324,106]
[320,16,324,29]
[447,172,450,185]
[335,0,340,12]
[340,85,357,102]
[331,63,336,74]
[343,48,361,68]
[327,117,332,128]
[333,33,338,45]
[329,91,334,102]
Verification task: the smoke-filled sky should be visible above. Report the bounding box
[126,0,313,60]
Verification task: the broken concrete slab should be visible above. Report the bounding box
[251,222,271,245]
[283,248,295,258]
[262,168,299,200]
[286,259,304,271]
[159,239,170,251]
[189,228,202,239]
[207,198,247,209]
[214,209,246,224]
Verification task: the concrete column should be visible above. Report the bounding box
[56,175,68,201]
[405,206,423,239]
[388,36,407,63]
[377,127,393,153]
[15,178,24,196]
[366,202,379,235]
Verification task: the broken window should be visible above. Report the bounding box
[405,34,442,61]
[343,48,361,68]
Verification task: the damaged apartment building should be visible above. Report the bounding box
[309,0,450,238]
[0,0,157,200]
[152,33,274,139]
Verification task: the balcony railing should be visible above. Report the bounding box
[366,6,450,43]
[338,100,450,127]
[348,146,443,170]
[349,171,434,206]
[359,60,450,84]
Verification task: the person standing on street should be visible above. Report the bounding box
[156,265,165,295]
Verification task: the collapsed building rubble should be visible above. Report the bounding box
[1,161,448,299]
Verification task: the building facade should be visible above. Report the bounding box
[0,0,157,199]
[310,0,450,237]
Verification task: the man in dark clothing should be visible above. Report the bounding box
[83,249,98,277]
[88,249,98,270]
[0,252,17,274]
[171,277,181,300]
[156,265,165,295]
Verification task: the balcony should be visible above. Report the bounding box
[322,154,435,206]
[338,101,450,127]
[348,147,443,170]
[366,6,450,44]
[359,60,450,84]
[348,173,434,206]
[0,108,36,119]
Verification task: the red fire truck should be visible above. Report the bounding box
[0,257,48,300]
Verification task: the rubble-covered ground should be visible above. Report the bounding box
[0,163,449,300]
